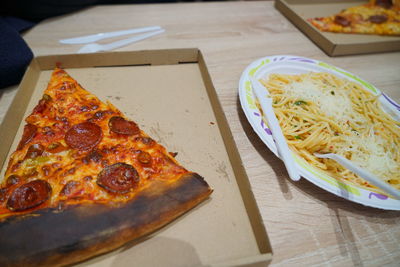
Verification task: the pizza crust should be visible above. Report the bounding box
[0,173,212,267]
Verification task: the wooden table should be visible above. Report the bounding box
[1,1,399,266]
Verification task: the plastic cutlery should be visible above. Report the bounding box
[314,153,400,199]
[250,77,301,182]
[60,26,162,44]
[77,29,165,53]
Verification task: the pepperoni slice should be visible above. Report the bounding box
[65,122,102,151]
[97,163,139,194]
[137,151,152,165]
[369,15,388,24]
[24,144,45,159]
[135,136,154,146]
[109,116,140,135]
[0,188,7,202]
[60,181,81,197]
[334,15,351,27]
[6,175,20,187]
[376,0,392,8]
[17,124,37,150]
[83,150,103,164]
[6,180,51,211]
[32,99,47,114]
[93,111,106,120]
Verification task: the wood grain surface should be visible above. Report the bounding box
[0,1,399,266]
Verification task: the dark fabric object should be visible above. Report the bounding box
[2,0,100,22]
[3,16,35,32]
[0,17,34,89]
[1,0,187,22]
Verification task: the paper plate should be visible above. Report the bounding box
[238,55,400,210]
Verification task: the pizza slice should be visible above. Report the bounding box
[308,0,400,36]
[0,67,212,267]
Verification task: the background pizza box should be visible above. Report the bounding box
[275,0,400,56]
[0,49,272,267]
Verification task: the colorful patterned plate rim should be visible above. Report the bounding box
[238,55,400,210]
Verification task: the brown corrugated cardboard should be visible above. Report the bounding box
[0,49,272,266]
[275,0,400,56]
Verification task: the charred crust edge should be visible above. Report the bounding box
[0,173,212,267]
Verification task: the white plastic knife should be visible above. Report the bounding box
[60,26,163,44]
[250,77,301,181]
[77,29,165,53]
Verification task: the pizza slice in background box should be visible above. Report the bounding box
[275,0,400,56]
[0,67,212,267]
[308,0,400,36]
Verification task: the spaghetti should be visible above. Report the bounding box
[260,72,400,192]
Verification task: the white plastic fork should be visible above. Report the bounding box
[314,153,400,199]
[250,77,301,182]
[77,29,165,54]
[60,26,162,44]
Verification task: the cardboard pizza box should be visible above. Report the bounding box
[0,49,272,267]
[275,0,400,56]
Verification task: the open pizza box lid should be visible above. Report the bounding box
[275,0,400,56]
[0,49,272,266]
